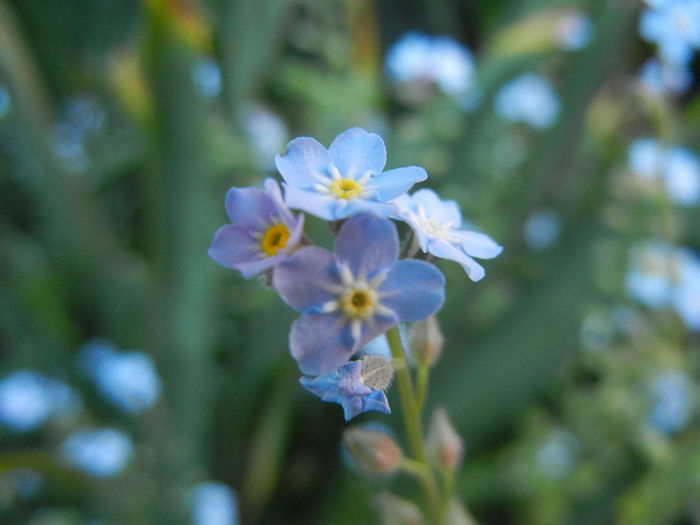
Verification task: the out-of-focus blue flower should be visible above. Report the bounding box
[190,482,239,525]
[0,371,80,432]
[392,189,502,281]
[61,428,133,477]
[50,94,105,174]
[6,468,43,499]
[640,0,700,67]
[647,370,694,434]
[208,178,305,278]
[664,148,700,205]
[78,341,161,414]
[244,106,289,171]
[275,128,427,221]
[192,58,223,99]
[555,12,594,50]
[494,73,560,129]
[639,58,693,96]
[672,249,700,330]
[273,213,445,375]
[625,240,680,308]
[524,209,561,251]
[301,360,391,420]
[535,429,579,479]
[628,139,700,205]
[385,32,475,97]
[0,84,11,118]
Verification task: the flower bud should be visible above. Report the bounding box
[408,315,444,366]
[426,409,464,471]
[360,355,394,390]
[342,425,402,476]
[373,492,425,525]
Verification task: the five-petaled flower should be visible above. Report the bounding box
[275,127,427,221]
[208,178,305,278]
[392,188,502,281]
[273,213,445,375]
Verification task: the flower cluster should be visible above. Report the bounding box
[209,128,502,419]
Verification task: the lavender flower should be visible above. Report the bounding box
[275,128,427,221]
[392,189,502,281]
[300,359,391,420]
[208,178,305,277]
[273,213,445,375]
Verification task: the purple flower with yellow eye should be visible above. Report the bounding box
[275,128,427,221]
[273,213,445,376]
[208,178,305,278]
[392,189,502,281]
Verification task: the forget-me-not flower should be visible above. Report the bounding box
[640,0,700,67]
[273,213,445,375]
[78,341,161,414]
[208,178,305,277]
[275,128,427,221]
[494,73,560,129]
[392,189,502,281]
[190,481,239,525]
[672,249,700,331]
[0,370,80,432]
[300,358,391,420]
[639,58,693,96]
[555,12,593,51]
[385,32,476,97]
[647,370,693,434]
[61,428,133,477]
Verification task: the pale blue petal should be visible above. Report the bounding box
[273,247,337,312]
[410,188,462,225]
[264,177,295,225]
[335,214,398,279]
[289,313,356,375]
[275,137,332,187]
[451,230,503,258]
[379,260,445,321]
[334,199,396,220]
[208,225,269,277]
[328,128,386,179]
[283,184,337,220]
[429,240,486,281]
[365,166,427,201]
[224,187,276,230]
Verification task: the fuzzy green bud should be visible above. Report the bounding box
[408,315,444,366]
[426,408,464,471]
[373,492,425,525]
[343,426,402,476]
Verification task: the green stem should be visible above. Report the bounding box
[416,363,430,413]
[386,326,442,524]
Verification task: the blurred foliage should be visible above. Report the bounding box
[0,0,699,524]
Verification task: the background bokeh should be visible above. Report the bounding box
[1,0,699,524]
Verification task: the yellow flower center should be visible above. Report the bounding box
[340,288,377,318]
[330,178,363,199]
[261,223,290,256]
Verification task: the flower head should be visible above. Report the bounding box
[494,73,560,129]
[392,189,502,281]
[61,428,133,477]
[300,358,392,420]
[208,178,305,278]
[273,213,445,375]
[640,0,700,67]
[275,128,427,221]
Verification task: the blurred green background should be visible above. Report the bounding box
[1,0,699,523]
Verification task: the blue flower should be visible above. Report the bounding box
[392,189,502,281]
[78,341,161,414]
[647,370,693,434]
[208,178,305,277]
[639,58,693,96]
[273,213,445,375]
[385,32,476,97]
[0,370,80,432]
[275,128,427,221]
[625,239,680,308]
[190,481,239,525]
[494,73,560,129]
[640,0,700,67]
[61,428,133,477]
[672,249,700,331]
[555,12,594,51]
[301,359,391,420]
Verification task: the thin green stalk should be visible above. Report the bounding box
[386,326,442,524]
[416,363,430,413]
